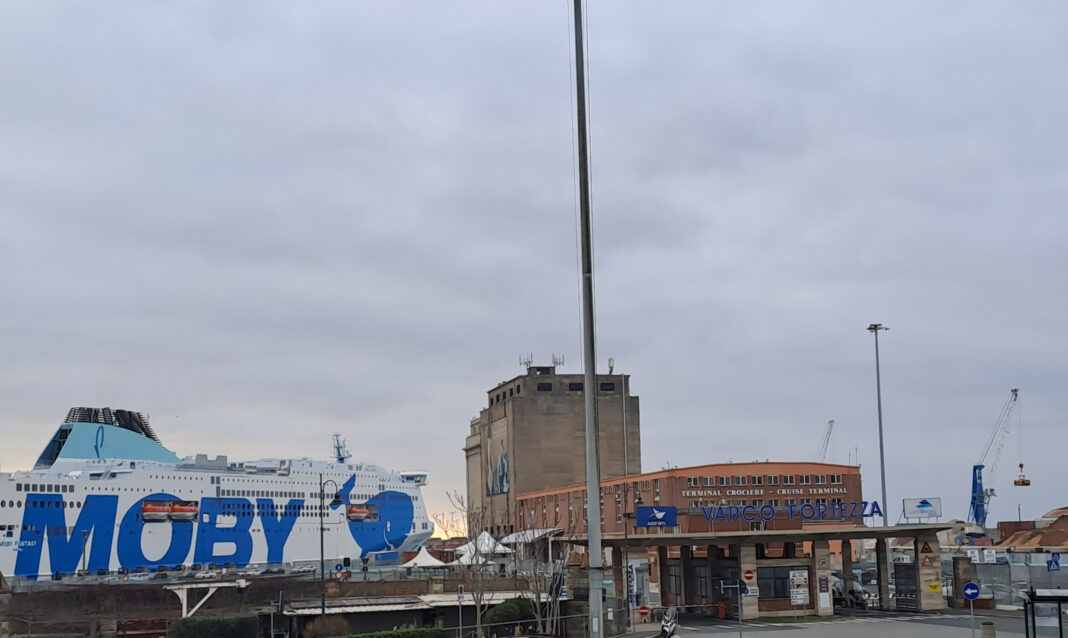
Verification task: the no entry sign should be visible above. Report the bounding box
[743,570,755,581]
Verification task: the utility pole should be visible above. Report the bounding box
[571,1,604,637]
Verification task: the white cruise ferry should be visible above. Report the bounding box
[0,407,434,580]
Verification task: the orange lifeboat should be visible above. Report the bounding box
[347,505,370,522]
[170,502,199,522]
[142,501,172,523]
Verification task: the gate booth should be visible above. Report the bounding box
[1022,589,1068,637]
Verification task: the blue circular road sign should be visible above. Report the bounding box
[962,582,981,600]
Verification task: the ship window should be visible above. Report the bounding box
[0,501,5,507]
[568,382,583,391]
[600,382,615,391]
[537,382,552,392]
[15,484,21,492]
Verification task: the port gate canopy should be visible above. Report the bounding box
[574,523,951,619]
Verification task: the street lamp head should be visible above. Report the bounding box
[868,323,889,333]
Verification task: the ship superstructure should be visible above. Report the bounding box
[0,407,434,580]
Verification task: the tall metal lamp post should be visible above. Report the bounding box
[319,474,342,619]
[867,323,890,526]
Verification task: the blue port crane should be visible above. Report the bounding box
[968,388,1029,528]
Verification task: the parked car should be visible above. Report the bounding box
[292,564,317,574]
[194,570,218,580]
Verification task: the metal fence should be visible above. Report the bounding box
[971,552,1068,609]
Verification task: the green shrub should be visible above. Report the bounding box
[483,597,536,626]
[167,614,257,638]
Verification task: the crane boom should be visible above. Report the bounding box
[815,420,834,463]
[967,388,1020,528]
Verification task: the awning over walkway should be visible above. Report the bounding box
[580,523,952,547]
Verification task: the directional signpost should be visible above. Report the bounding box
[962,581,980,638]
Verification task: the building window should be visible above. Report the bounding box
[830,474,842,484]
[537,383,552,392]
[782,475,794,485]
[687,477,699,487]
[769,499,780,507]
[816,498,827,504]
[751,476,763,486]
[738,500,747,506]
[719,477,730,486]
[750,521,764,531]
[568,382,584,391]
[767,475,779,485]
[753,499,763,506]
[690,500,699,509]
[798,475,811,485]
[814,475,827,485]
[801,498,811,505]
[786,499,796,506]
[704,476,715,487]
[668,566,682,595]
[600,382,615,391]
[735,476,747,486]
[757,566,803,599]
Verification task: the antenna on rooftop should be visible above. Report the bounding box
[552,353,566,367]
[519,354,533,369]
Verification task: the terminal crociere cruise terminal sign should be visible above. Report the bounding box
[701,501,883,524]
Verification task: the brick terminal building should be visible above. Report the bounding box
[516,461,866,534]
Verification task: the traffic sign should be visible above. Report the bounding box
[638,605,650,618]
[1049,559,1060,572]
[458,585,465,599]
[1053,552,1062,561]
[335,564,344,572]
[743,570,755,581]
[962,582,980,600]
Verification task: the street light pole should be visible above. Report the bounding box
[867,323,890,527]
[319,473,340,620]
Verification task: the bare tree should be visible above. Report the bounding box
[515,508,585,636]
[447,491,511,638]
[432,509,468,539]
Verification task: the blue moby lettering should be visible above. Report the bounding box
[117,493,193,571]
[15,494,118,578]
[258,498,302,564]
[193,498,254,566]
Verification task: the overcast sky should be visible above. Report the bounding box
[2,1,1066,528]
